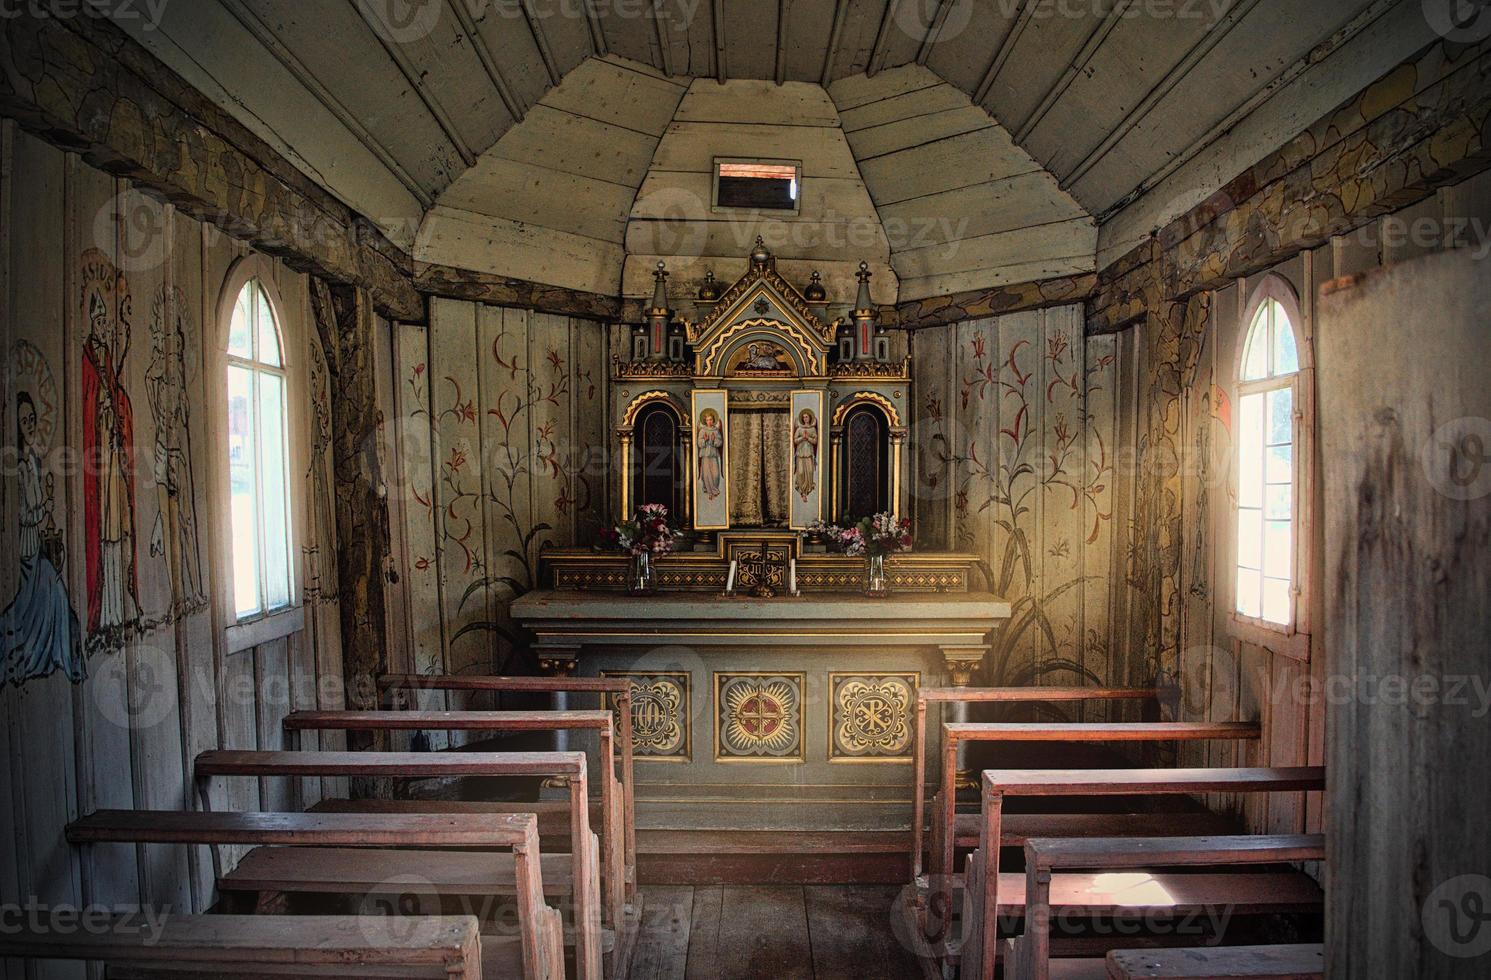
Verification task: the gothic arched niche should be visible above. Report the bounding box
[840,404,890,521]
[633,402,685,517]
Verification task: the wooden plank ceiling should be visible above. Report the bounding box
[116,0,1423,299]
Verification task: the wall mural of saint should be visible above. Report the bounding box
[793,408,818,502]
[2,341,85,685]
[145,284,206,615]
[80,247,142,647]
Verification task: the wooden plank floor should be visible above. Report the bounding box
[630,885,924,980]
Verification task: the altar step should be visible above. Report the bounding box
[637,829,911,885]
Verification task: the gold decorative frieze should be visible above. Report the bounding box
[613,355,692,379]
[829,673,918,762]
[715,672,805,762]
[601,671,691,762]
[542,548,973,593]
[830,357,911,381]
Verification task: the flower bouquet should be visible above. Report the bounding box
[809,513,911,597]
[598,503,677,594]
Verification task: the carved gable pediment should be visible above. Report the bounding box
[688,250,837,378]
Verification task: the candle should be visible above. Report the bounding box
[724,560,738,594]
[789,559,798,595]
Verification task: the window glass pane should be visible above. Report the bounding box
[1266,484,1292,521]
[1236,567,1262,619]
[1262,577,1291,624]
[1265,444,1292,485]
[228,365,260,618]
[258,372,292,610]
[1267,387,1293,445]
[1264,519,1292,578]
[1238,393,1264,509]
[228,287,253,359]
[1241,307,1269,380]
[255,285,282,368]
[1273,305,1300,375]
[1237,508,1262,570]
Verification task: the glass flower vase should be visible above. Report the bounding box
[628,551,656,596]
[864,553,889,598]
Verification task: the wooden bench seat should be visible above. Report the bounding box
[911,686,1162,878]
[934,724,1264,880]
[0,913,485,978]
[221,845,576,897]
[65,809,566,980]
[283,709,632,947]
[378,673,636,900]
[193,750,600,980]
[1014,834,1326,980]
[951,810,1237,847]
[960,767,1326,980]
[1106,943,1325,979]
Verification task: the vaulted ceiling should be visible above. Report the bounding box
[118,0,1435,300]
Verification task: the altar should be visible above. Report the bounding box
[519,241,1013,829]
[509,587,1010,827]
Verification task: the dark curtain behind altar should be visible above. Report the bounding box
[728,409,790,526]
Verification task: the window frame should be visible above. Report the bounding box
[1227,274,1313,659]
[212,256,304,654]
[712,157,803,216]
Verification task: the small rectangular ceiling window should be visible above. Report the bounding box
[714,159,801,213]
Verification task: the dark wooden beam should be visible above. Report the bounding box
[0,9,422,321]
[775,0,790,85]
[891,273,1098,330]
[1014,0,1132,144]
[518,0,563,86]
[1087,38,1491,334]
[415,263,620,321]
[653,0,674,77]
[867,0,903,77]
[582,0,609,56]
[712,0,728,84]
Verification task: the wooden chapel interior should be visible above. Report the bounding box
[0,2,1487,978]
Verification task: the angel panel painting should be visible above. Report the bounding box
[697,408,724,501]
[793,408,818,502]
[2,344,84,685]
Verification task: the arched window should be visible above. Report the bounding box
[633,403,683,516]
[842,405,889,520]
[1235,281,1304,628]
[225,278,293,621]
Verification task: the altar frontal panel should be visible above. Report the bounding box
[601,670,692,762]
[829,673,918,763]
[691,389,729,529]
[789,390,826,529]
[714,672,806,762]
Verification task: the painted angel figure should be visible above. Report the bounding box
[793,409,818,502]
[1,391,84,685]
[697,408,724,501]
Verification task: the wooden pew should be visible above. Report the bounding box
[0,912,486,978]
[963,767,1325,980]
[194,750,603,980]
[911,687,1161,879]
[283,708,631,948]
[380,673,636,900]
[65,809,564,980]
[934,722,1263,881]
[1106,943,1325,979]
[1015,834,1326,980]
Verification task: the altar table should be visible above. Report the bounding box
[509,590,1010,830]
